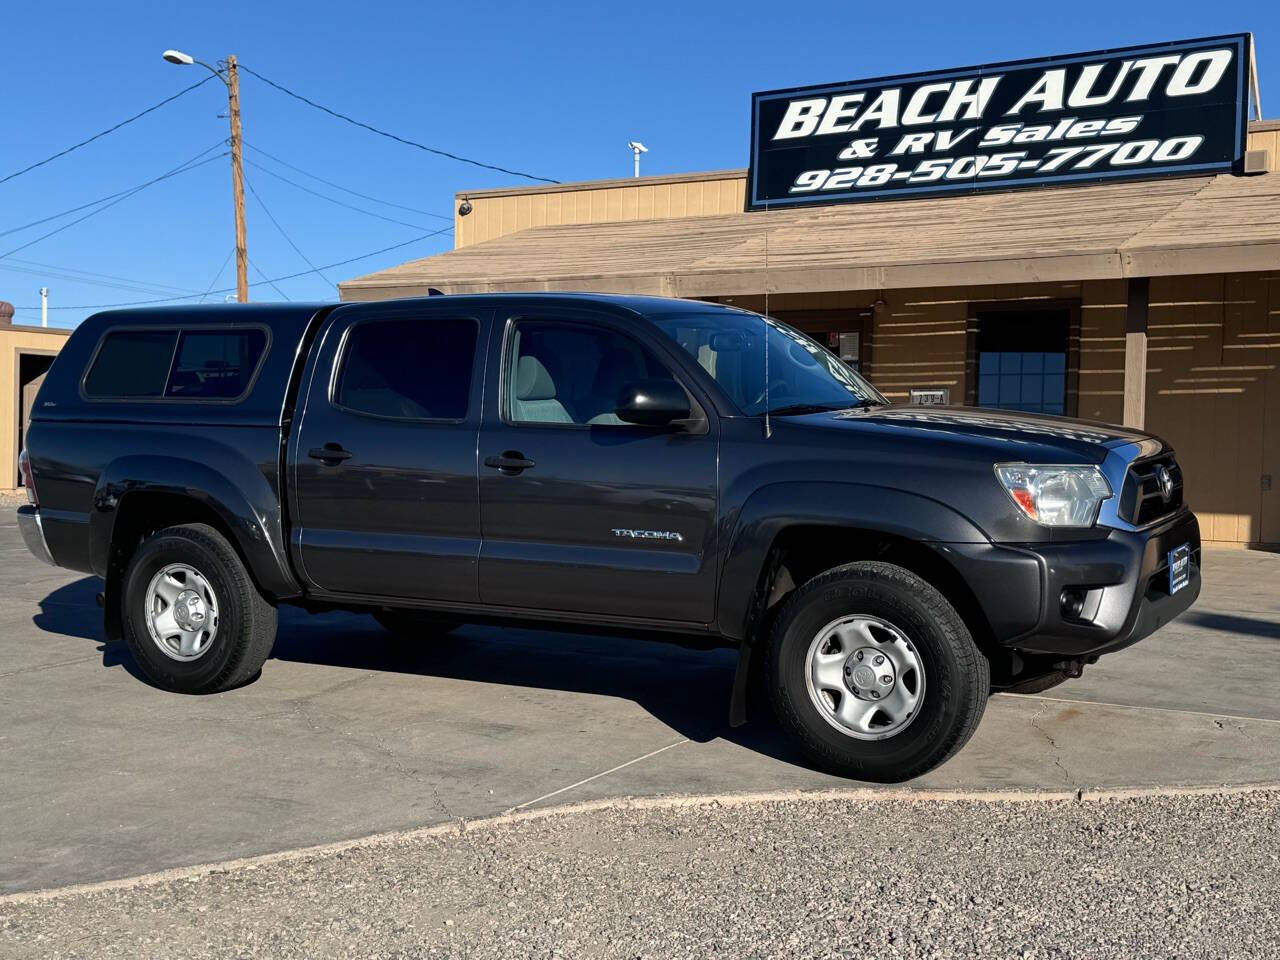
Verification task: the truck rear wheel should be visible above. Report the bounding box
[766,561,988,783]
[121,523,277,694]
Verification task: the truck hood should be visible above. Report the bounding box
[813,404,1162,463]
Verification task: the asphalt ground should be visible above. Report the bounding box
[2,506,1279,950]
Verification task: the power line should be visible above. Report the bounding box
[0,256,207,298]
[242,158,434,230]
[0,148,227,262]
[0,141,226,240]
[19,227,453,310]
[238,64,559,184]
[243,173,333,286]
[243,141,451,221]
[248,256,291,301]
[200,248,236,302]
[0,76,217,187]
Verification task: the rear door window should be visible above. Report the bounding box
[336,316,479,420]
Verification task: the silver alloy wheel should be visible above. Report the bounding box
[805,614,926,741]
[144,563,220,662]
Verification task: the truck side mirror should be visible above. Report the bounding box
[615,379,690,427]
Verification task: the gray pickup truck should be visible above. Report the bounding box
[18,293,1201,781]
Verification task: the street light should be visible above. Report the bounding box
[163,48,249,303]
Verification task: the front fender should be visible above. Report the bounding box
[90,454,299,598]
[715,481,989,642]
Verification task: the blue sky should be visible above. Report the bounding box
[1,1,1273,327]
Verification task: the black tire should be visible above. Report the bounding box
[121,523,277,694]
[767,561,989,783]
[1004,670,1070,695]
[372,609,461,638]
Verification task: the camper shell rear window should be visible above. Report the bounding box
[82,326,270,402]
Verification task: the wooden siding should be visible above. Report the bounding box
[1145,273,1280,545]
[454,171,747,248]
[1248,124,1280,172]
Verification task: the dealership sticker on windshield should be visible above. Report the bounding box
[1168,543,1191,595]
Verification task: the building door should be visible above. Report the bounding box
[476,308,719,624]
[16,352,55,486]
[290,303,490,602]
[972,308,1075,416]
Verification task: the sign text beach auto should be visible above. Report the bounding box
[747,35,1250,210]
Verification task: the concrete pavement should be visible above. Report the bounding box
[2,510,1278,894]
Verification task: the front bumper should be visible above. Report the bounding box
[17,505,56,566]
[944,508,1201,658]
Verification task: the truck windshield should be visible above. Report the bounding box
[651,311,887,416]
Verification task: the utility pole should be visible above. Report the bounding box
[226,56,248,303]
[39,287,48,327]
[163,49,249,301]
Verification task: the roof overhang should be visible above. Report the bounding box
[341,172,1280,300]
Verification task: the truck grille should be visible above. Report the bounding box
[1118,454,1184,527]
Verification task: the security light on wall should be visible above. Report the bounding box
[628,141,648,177]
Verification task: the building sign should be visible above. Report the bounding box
[747,34,1250,210]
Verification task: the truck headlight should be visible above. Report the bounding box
[994,464,1112,527]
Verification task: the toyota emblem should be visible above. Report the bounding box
[1155,465,1174,502]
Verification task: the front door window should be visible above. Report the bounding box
[506,321,678,426]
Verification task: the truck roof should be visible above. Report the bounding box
[35,294,754,428]
[85,293,746,327]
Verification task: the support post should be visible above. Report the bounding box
[1249,34,1263,120]
[226,55,248,303]
[1123,277,1149,429]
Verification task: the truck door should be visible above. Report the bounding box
[289,302,490,603]
[476,306,719,623]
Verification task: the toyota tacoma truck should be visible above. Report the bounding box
[17,294,1201,782]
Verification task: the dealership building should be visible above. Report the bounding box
[341,36,1280,548]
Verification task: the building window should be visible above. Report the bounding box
[974,309,1070,415]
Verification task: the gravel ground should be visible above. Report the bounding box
[2,790,1277,960]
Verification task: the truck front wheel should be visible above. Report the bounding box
[766,561,989,782]
[121,523,277,694]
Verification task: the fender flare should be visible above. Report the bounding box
[717,481,988,726]
[89,454,299,599]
